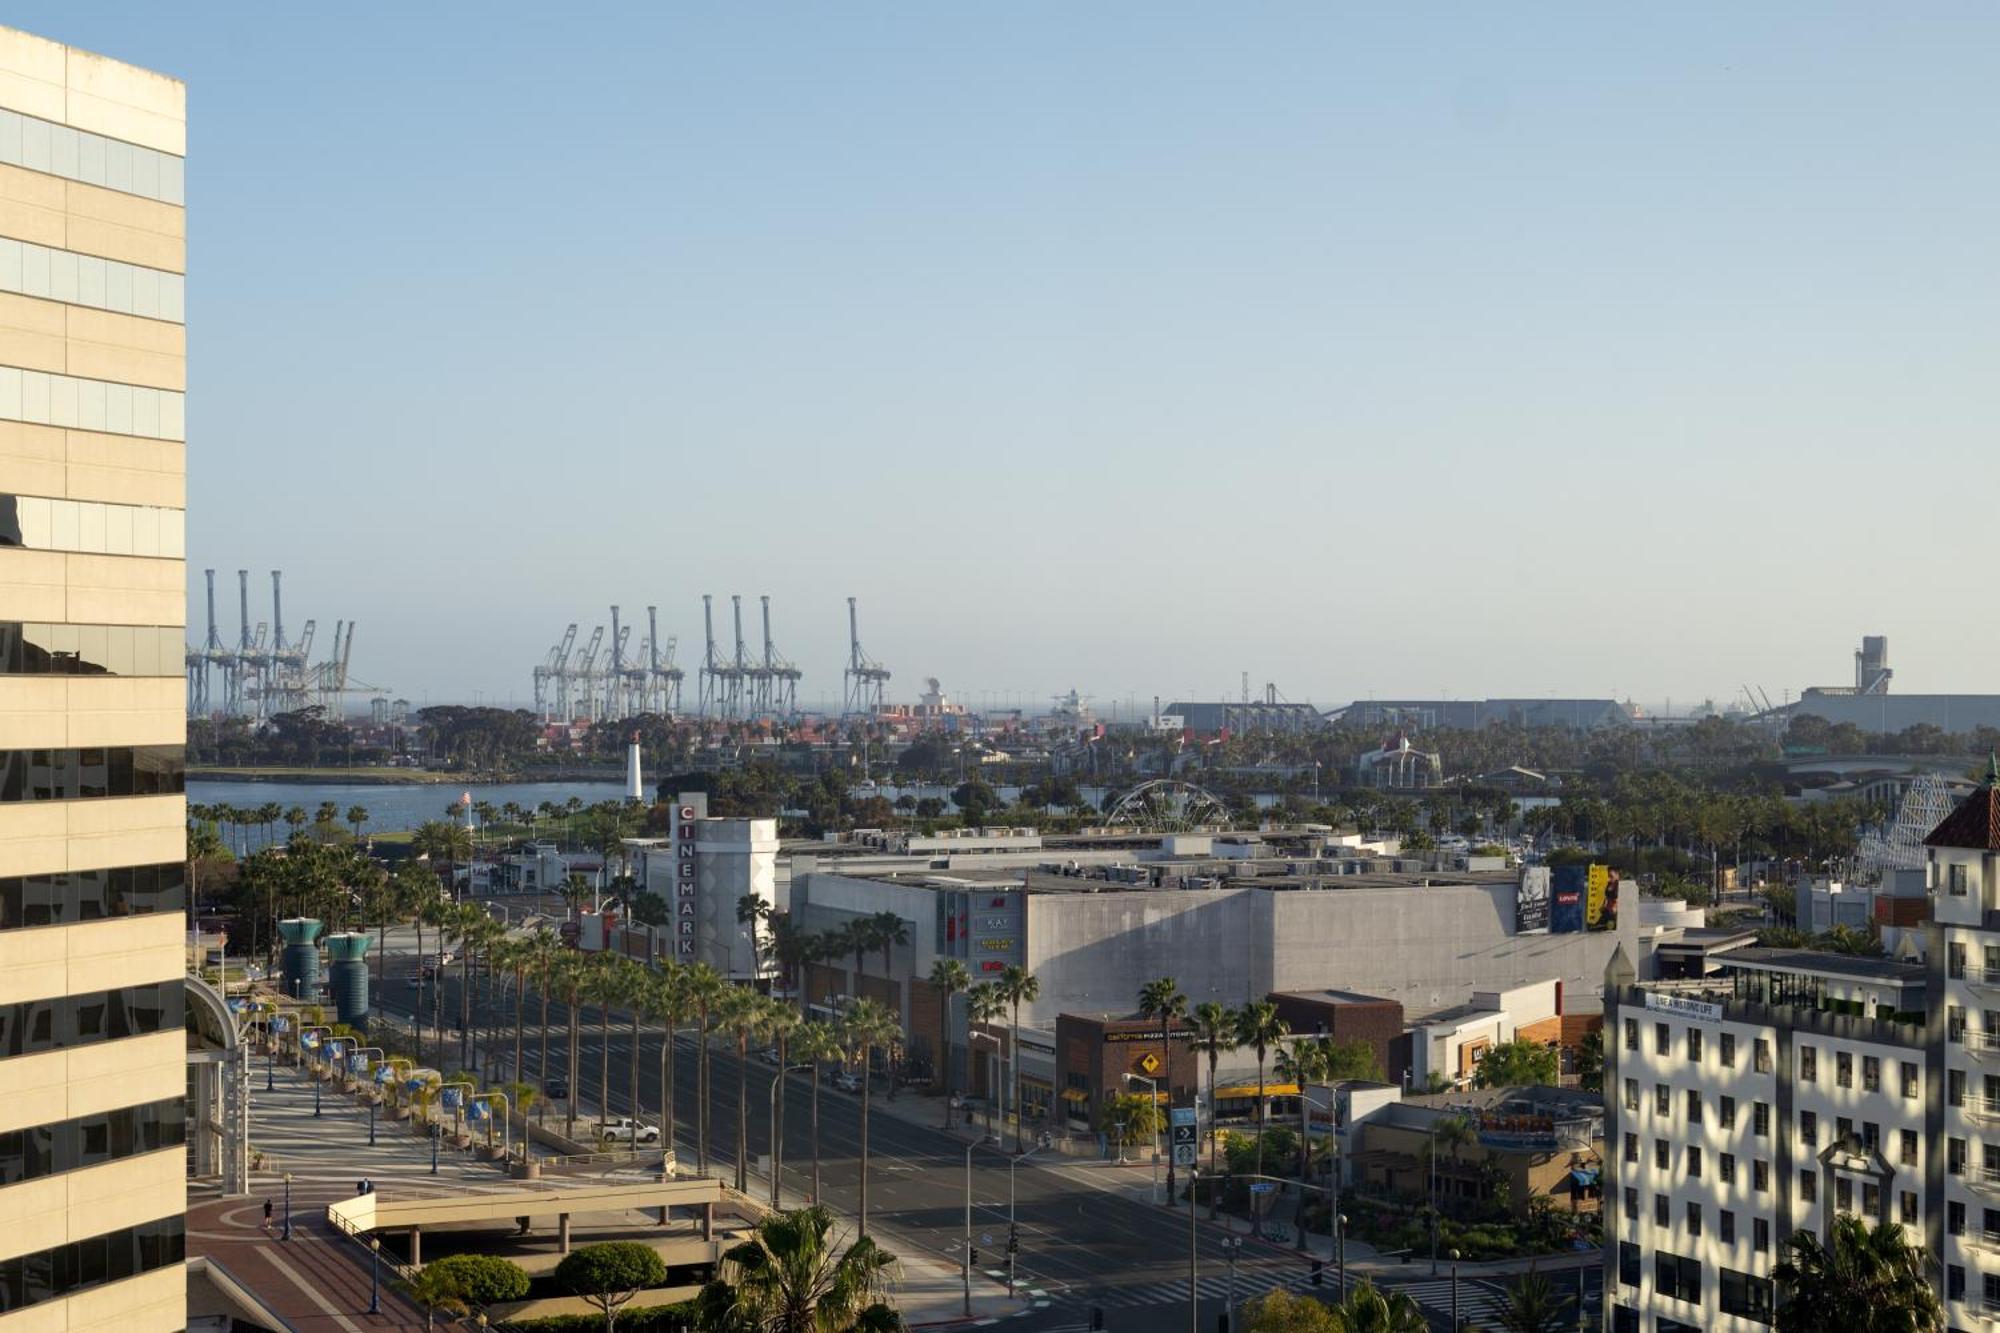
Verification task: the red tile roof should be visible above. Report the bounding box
[1925,759,2000,849]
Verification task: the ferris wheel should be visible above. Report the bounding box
[1103,779,1231,832]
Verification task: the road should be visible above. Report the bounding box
[365,934,1600,1332]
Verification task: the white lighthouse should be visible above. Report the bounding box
[625,731,644,802]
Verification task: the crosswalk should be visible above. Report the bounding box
[1085,1262,1323,1309]
[1373,1277,1509,1326]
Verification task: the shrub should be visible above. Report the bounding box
[406,1253,530,1311]
[506,1304,693,1333]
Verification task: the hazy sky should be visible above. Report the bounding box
[19,4,2000,714]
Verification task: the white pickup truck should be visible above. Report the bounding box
[597,1116,662,1145]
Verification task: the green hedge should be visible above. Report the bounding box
[505,1301,693,1333]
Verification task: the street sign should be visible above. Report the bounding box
[1172,1120,1198,1167]
[1249,1181,1277,1194]
[1170,1106,1196,1129]
[981,1233,993,1246]
[1173,1143,1197,1166]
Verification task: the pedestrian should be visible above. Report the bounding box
[262,1198,274,1234]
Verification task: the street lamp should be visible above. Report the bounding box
[1121,1072,1163,1206]
[430,1122,440,1176]
[281,1172,293,1241]
[1005,1143,1047,1297]
[768,1064,811,1209]
[1186,1167,1199,1333]
[962,1134,998,1316]
[969,1031,1001,1136]
[368,1237,381,1314]
[1336,1213,1348,1298]
[1450,1248,1461,1332]
[1219,1235,1243,1333]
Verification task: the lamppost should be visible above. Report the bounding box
[1006,1143,1047,1297]
[1219,1235,1242,1333]
[430,1122,440,1176]
[1450,1248,1461,1332]
[368,1237,381,1314]
[768,1063,810,1209]
[958,1132,1004,1316]
[1186,1167,1198,1333]
[1336,1213,1348,1298]
[969,1031,1000,1135]
[1121,1072,1163,1206]
[281,1172,293,1241]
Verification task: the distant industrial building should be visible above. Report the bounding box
[1166,697,1330,735]
[1783,633,2000,734]
[1342,699,1631,731]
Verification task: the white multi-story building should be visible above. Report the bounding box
[1605,766,2000,1331]
[1602,945,1932,1331]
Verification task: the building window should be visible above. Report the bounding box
[1800,1170,1817,1204]
[1754,1038,1772,1073]
[1754,1217,1770,1253]
[1800,1046,1817,1082]
[1623,1078,1639,1112]
[1720,1268,1774,1325]
[1720,1209,1735,1245]
[1720,1095,1737,1130]
[1686,1201,1702,1237]
[1861,1181,1881,1220]
[1799,1110,1817,1148]
[1687,1146,1703,1179]
[1861,1056,1881,1092]
[1949,1138,1967,1176]
[1753,1102,1769,1137]
[1655,1252,1701,1304]
[1655,1084,1671,1117]
[1837,1178,1853,1213]
[1837,1051,1853,1088]
[1655,1139,1670,1171]
[1655,1023,1670,1055]
[1655,1194,1670,1227]
[1985,1274,2000,1312]
[1950,1005,1967,1043]
[1901,1062,1919,1100]
[1754,1159,1770,1192]
[1900,1129,1918,1166]
[1623,1187,1637,1221]
[1951,1069,1966,1106]
[1950,863,1969,896]
[1947,1266,1965,1303]
[1623,1132,1637,1164]
[1950,940,1968,978]
[1686,1089,1702,1125]
[1687,1028,1702,1063]
[1721,1152,1736,1185]
[1948,1201,1964,1236]
[1618,1241,1640,1288]
[1837,1116,1853,1142]
[1862,1122,1880,1152]
[1720,1032,1736,1068]
[1624,1018,1638,1052]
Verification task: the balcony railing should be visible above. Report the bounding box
[1965,1165,2000,1200]
[1966,1095,2000,1126]
[1963,966,2000,991]
[1963,1029,2000,1061]
[1963,1226,2000,1256]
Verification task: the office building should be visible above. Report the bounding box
[0,26,187,1330]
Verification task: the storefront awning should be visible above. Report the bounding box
[1062,1088,1090,1103]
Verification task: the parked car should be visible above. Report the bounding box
[598,1116,661,1145]
[545,1076,570,1101]
[755,1046,784,1066]
[832,1071,863,1094]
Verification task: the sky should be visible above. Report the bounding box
[15,4,2000,715]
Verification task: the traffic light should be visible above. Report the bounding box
[1311,1260,1324,1287]
[1090,1306,1105,1331]
[970,1246,980,1267]
[1007,1224,1019,1255]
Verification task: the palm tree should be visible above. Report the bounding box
[526,929,563,1115]
[762,1002,801,1201]
[842,998,899,1236]
[1100,1092,1162,1163]
[868,911,909,980]
[715,987,769,1192]
[793,1022,844,1206]
[645,964,694,1164]
[1328,1280,1428,1332]
[684,962,726,1174]
[1423,1112,1476,1266]
[1772,1214,1944,1333]
[996,964,1039,1151]
[965,984,1006,1141]
[1234,1000,1290,1221]
[737,894,772,969]
[840,919,875,993]
[1489,1264,1575,1333]
[1275,1038,1330,1242]
[583,954,627,1134]
[690,1204,900,1333]
[558,870,594,919]
[1188,1000,1237,1215]
[553,951,588,1138]
[926,960,970,1121]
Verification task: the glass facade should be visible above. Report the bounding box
[0,981,182,1058]
[0,623,185,677]
[0,1217,184,1314]
[0,238,183,322]
[0,1099,185,1187]
[0,862,185,931]
[0,366,185,442]
[0,496,185,557]
[0,747,185,801]
[0,107,184,205]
